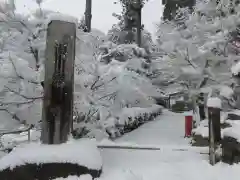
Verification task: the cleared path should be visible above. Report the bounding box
[99,110,240,180]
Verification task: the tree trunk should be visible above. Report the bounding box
[84,0,92,32]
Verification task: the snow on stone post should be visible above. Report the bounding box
[207,97,222,165]
[41,17,76,144]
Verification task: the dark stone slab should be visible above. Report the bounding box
[0,162,102,180]
[227,113,240,121]
[191,134,209,147]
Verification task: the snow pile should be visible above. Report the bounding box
[192,111,228,138]
[183,111,193,116]
[227,109,240,117]
[0,139,102,171]
[102,105,162,139]
[207,97,222,109]
[222,125,240,143]
[231,62,240,76]
[192,120,209,138]
[54,174,92,180]
[222,111,240,142]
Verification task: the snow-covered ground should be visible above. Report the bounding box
[99,110,240,180]
[115,110,189,146]
[1,110,240,179]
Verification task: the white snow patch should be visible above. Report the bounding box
[183,111,193,116]
[222,126,240,143]
[193,112,227,138]
[0,139,102,170]
[117,105,162,125]
[181,66,201,76]
[0,129,41,149]
[220,86,234,99]
[227,109,240,117]
[207,97,222,109]
[0,151,6,159]
[192,120,209,138]
[231,62,240,76]
[54,174,92,180]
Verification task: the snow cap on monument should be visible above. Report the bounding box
[207,97,222,109]
[231,61,240,76]
[46,12,78,25]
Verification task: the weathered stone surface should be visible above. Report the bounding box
[227,113,240,120]
[171,101,193,113]
[191,122,231,147]
[0,162,102,180]
[191,134,209,147]
[222,136,240,164]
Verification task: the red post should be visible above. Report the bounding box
[185,115,193,137]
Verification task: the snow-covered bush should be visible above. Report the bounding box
[72,105,162,140]
[73,30,162,140]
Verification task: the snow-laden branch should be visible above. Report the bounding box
[4,86,42,100]
[8,55,39,85]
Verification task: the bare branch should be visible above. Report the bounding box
[0,99,36,106]
[4,86,43,100]
[92,77,117,91]
[8,55,39,85]
[185,48,197,69]
[90,76,100,90]
[0,108,21,121]
[98,91,118,100]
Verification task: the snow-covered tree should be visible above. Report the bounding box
[108,0,153,52]
[155,0,240,98]
[0,1,46,127]
[73,29,161,139]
